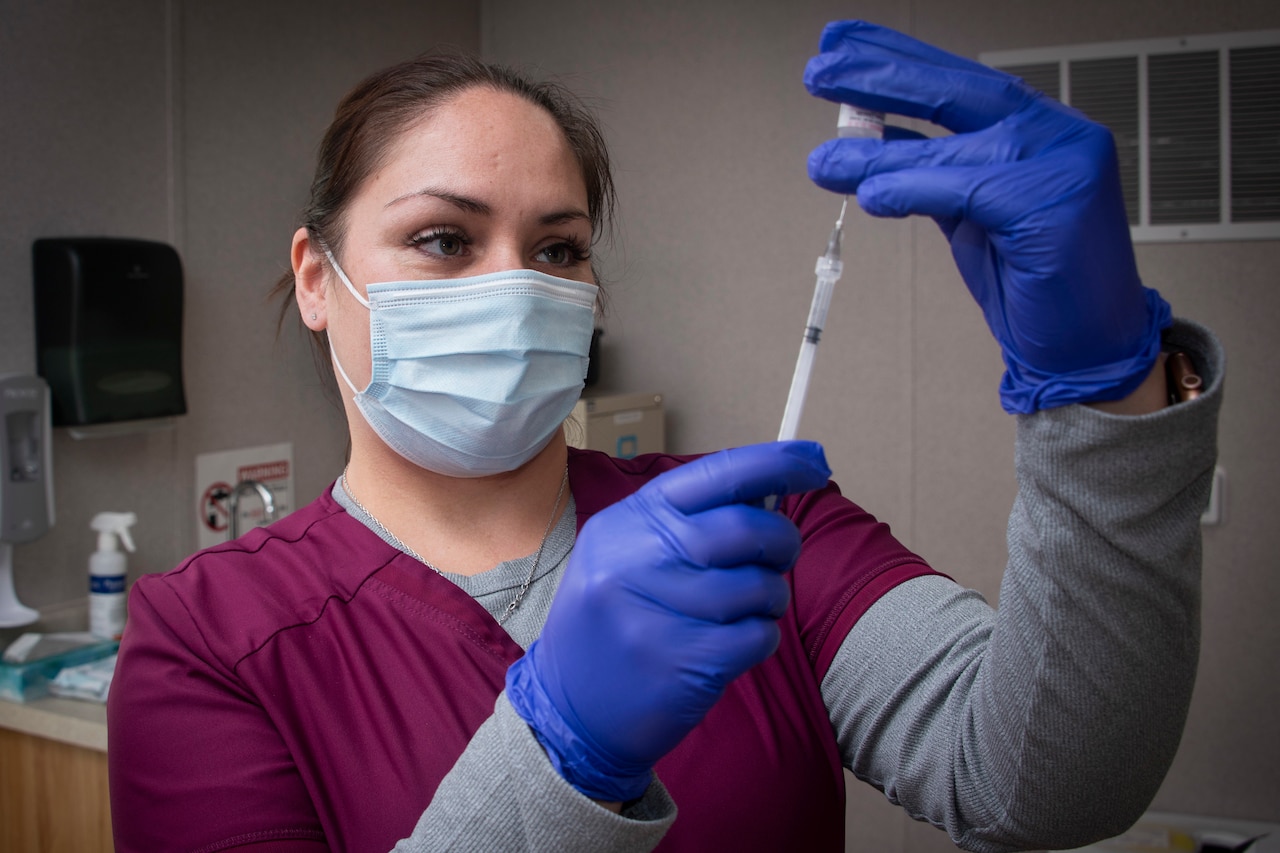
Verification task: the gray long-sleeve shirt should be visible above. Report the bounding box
[355,319,1221,852]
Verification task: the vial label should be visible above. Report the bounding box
[837,103,885,139]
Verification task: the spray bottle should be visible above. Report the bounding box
[89,512,137,639]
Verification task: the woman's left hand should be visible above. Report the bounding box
[804,21,1171,413]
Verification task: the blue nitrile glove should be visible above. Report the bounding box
[804,20,1172,413]
[505,441,831,802]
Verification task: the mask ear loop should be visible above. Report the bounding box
[322,245,371,308]
[320,244,370,396]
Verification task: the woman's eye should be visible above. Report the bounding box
[411,230,468,257]
[538,243,571,265]
[535,240,589,266]
[433,235,463,256]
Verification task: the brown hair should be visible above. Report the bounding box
[273,52,616,375]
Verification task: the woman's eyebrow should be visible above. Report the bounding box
[540,209,590,226]
[386,187,490,214]
[386,187,588,227]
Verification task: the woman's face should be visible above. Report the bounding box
[318,84,595,394]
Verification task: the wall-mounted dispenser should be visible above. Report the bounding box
[0,374,54,627]
[34,237,186,437]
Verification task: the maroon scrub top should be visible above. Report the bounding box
[109,448,936,852]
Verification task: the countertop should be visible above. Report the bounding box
[0,692,107,752]
[0,597,109,752]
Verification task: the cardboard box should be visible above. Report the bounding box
[566,392,664,459]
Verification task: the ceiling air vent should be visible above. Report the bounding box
[981,31,1280,242]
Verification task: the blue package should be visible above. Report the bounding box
[0,638,119,703]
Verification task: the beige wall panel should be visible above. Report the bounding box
[0,0,177,610]
[178,0,481,553]
[911,0,1280,826]
[0,1,481,618]
[487,0,1280,846]
[2,0,1276,847]
[483,0,919,533]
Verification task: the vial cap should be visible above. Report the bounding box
[837,103,885,139]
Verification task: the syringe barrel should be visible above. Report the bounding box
[804,261,843,338]
[777,340,817,442]
[816,255,843,278]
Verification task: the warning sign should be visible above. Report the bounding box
[202,481,233,533]
[238,461,289,482]
[195,443,294,550]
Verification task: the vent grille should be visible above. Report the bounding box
[982,31,1280,242]
[1231,45,1280,222]
[999,62,1060,100]
[1070,57,1140,224]
[1148,51,1220,225]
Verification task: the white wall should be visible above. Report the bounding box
[481,1,1280,851]
[1,1,1276,849]
[0,0,479,606]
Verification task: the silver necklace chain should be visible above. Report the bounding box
[340,465,570,625]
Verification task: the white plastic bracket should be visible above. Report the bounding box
[1201,466,1226,526]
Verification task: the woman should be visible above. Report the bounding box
[108,20,1223,853]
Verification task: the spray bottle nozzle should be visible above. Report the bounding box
[91,512,137,553]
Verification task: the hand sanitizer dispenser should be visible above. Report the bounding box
[0,374,55,627]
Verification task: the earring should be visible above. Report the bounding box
[310,313,317,320]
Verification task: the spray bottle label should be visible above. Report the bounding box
[90,593,127,639]
[90,575,126,594]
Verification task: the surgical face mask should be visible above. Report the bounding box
[324,247,598,477]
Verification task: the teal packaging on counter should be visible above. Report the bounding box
[0,638,119,703]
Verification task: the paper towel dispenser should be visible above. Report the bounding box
[33,237,187,430]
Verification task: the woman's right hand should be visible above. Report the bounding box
[505,441,831,802]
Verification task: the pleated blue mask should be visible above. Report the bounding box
[324,248,598,477]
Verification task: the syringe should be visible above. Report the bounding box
[764,105,882,511]
[776,197,847,442]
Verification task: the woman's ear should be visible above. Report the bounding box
[292,227,327,331]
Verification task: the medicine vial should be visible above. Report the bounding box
[837,103,885,139]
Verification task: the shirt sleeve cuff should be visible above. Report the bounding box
[494,691,678,848]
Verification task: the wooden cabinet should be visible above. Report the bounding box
[0,703,112,853]
[0,725,112,852]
